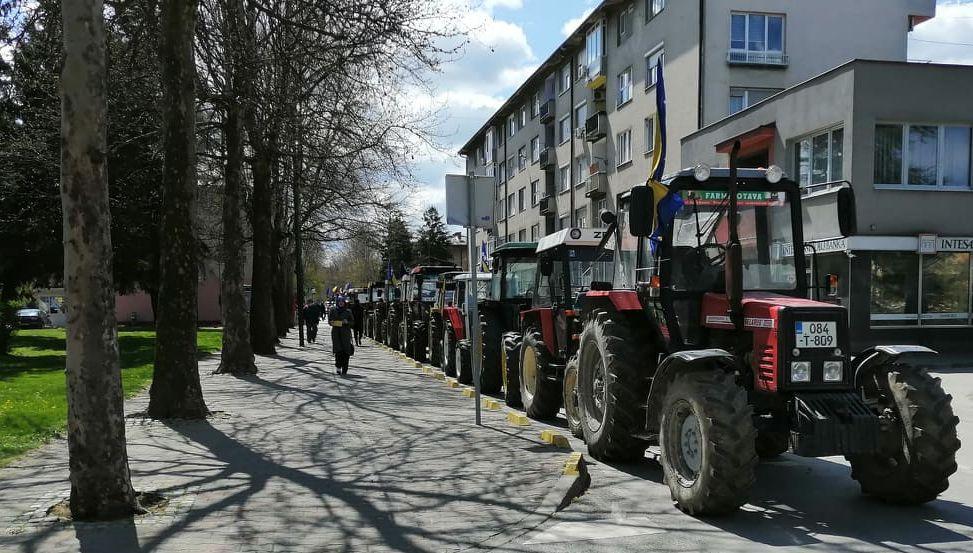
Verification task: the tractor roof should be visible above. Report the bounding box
[454,272,492,282]
[536,228,609,254]
[492,242,537,257]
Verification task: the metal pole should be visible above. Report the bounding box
[468,173,482,426]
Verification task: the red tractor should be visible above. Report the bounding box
[511,228,614,420]
[571,154,960,515]
[431,271,492,383]
[399,265,458,362]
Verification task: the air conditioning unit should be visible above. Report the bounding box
[585,111,608,142]
[538,196,555,216]
[539,147,556,170]
[574,127,586,140]
[538,99,556,123]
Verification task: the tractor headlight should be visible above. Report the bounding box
[693,163,711,182]
[790,361,811,383]
[766,165,784,184]
[823,361,843,382]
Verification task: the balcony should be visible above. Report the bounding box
[539,99,556,124]
[726,50,788,67]
[585,57,607,90]
[585,112,607,143]
[538,196,555,216]
[585,164,607,198]
[539,147,556,170]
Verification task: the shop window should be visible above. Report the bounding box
[870,252,919,326]
[874,124,973,189]
[921,253,972,325]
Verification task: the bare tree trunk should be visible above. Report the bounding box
[293,135,305,347]
[149,0,209,419]
[215,0,256,374]
[248,148,277,354]
[60,0,139,520]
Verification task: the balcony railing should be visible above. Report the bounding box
[539,99,556,124]
[726,50,788,67]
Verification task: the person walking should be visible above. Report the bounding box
[303,301,322,343]
[329,296,355,375]
[351,296,364,347]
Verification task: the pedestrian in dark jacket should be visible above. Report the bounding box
[303,301,322,343]
[329,296,355,375]
[351,296,364,346]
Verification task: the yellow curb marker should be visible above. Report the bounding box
[506,412,530,426]
[483,399,501,410]
[461,387,475,398]
[414,361,423,368]
[563,452,585,476]
[445,378,460,388]
[540,430,571,448]
[434,371,446,381]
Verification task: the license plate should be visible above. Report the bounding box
[795,321,837,348]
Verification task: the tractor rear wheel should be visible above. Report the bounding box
[479,313,502,394]
[577,310,650,461]
[429,316,442,368]
[519,328,561,420]
[563,358,583,439]
[502,332,523,407]
[848,365,960,504]
[398,319,408,353]
[412,320,428,362]
[659,370,757,515]
[456,339,473,384]
[442,327,457,377]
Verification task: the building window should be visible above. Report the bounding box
[576,48,587,81]
[518,187,526,212]
[530,223,540,241]
[617,67,633,107]
[507,114,516,137]
[644,117,655,154]
[585,23,603,77]
[530,136,540,163]
[645,46,664,89]
[507,156,515,177]
[530,180,539,206]
[507,233,515,244]
[518,146,527,171]
[574,102,587,135]
[559,215,569,230]
[497,199,505,221]
[617,5,634,45]
[646,0,665,21]
[520,106,528,128]
[558,64,571,94]
[531,92,540,118]
[616,129,633,167]
[870,252,973,327]
[558,115,572,144]
[874,124,973,189]
[730,12,785,62]
[559,164,570,193]
[796,127,843,187]
[498,161,506,182]
[518,229,527,242]
[597,198,608,213]
[728,87,781,115]
[507,193,516,216]
[575,207,588,229]
[576,154,589,185]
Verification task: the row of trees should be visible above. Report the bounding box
[3,0,461,519]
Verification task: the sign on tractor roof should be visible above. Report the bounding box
[536,227,609,253]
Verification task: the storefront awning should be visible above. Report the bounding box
[716,124,777,160]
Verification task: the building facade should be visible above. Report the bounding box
[459,0,935,250]
[681,60,973,355]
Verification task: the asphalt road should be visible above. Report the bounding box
[520,368,973,553]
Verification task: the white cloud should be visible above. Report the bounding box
[561,7,595,37]
[908,1,973,65]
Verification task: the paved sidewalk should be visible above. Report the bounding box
[0,334,574,553]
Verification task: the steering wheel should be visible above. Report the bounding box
[692,243,726,268]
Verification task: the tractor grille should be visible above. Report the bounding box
[758,345,776,384]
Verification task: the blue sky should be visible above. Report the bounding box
[400,0,973,228]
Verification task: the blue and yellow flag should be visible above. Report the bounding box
[647,59,683,254]
[479,241,489,272]
[387,260,398,285]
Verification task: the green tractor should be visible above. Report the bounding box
[399,265,458,362]
[363,281,384,340]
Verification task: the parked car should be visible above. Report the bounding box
[15,308,51,329]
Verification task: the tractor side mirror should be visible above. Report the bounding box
[837,186,857,237]
[599,210,617,226]
[539,256,554,276]
[628,186,655,237]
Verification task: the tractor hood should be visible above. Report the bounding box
[701,292,844,331]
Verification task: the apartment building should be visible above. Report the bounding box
[682,60,973,355]
[458,0,935,248]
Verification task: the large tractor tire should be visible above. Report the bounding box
[563,358,583,439]
[848,366,960,504]
[428,315,443,368]
[479,312,503,394]
[412,320,428,362]
[577,310,650,461]
[659,370,757,515]
[502,332,523,408]
[398,319,409,354]
[456,339,473,384]
[442,327,457,377]
[519,328,561,420]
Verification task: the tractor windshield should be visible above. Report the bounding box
[567,247,614,296]
[504,258,537,299]
[420,280,437,302]
[671,189,797,291]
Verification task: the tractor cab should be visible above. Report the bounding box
[399,265,459,362]
[364,281,385,340]
[431,271,491,381]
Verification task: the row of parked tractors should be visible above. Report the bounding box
[351,163,961,516]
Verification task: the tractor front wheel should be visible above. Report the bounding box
[479,313,503,394]
[502,332,523,407]
[659,370,757,515]
[442,327,457,377]
[563,358,583,438]
[848,365,960,504]
[456,339,473,384]
[519,328,561,420]
[429,316,443,368]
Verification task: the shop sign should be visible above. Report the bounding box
[938,237,973,252]
[918,234,938,254]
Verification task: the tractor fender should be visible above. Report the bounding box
[579,290,642,316]
[852,345,938,388]
[644,349,738,433]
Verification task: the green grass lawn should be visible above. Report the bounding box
[0,327,222,467]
